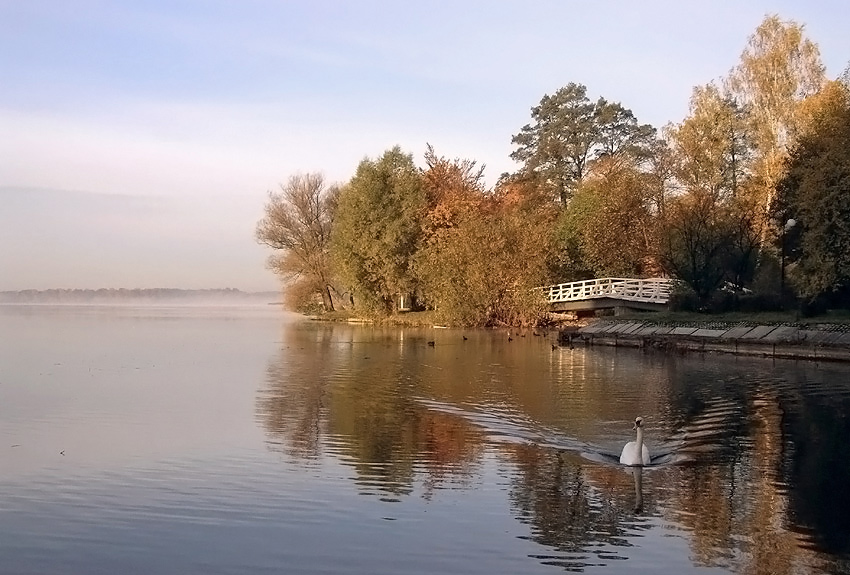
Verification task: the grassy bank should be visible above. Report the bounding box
[611,308,850,328]
[307,310,441,327]
[306,308,850,330]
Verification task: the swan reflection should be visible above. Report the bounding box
[631,466,644,514]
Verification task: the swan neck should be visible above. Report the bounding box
[635,426,644,449]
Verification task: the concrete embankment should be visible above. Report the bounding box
[564,320,850,362]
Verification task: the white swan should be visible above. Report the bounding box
[620,416,651,466]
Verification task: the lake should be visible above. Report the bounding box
[1,304,849,574]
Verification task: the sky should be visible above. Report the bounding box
[1,1,849,292]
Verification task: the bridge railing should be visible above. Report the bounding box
[538,277,673,304]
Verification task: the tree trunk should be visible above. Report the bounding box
[321,285,335,312]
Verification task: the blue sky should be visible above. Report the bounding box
[1,1,848,291]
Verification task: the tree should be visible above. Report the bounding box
[594,98,657,166]
[776,81,850,305]
[510,84,656,204]
[728,14,826,223]
[722,197,764,290]
[661,189,765,306]
[660,192,732,305]
[560,157,659,277]
[645,137,677,220]
[256,173,339,311]
[330,147,427,314]
[668,83,751,202]
[417,191,554,326]
[415,148,554,326]
[420,143,486,235]
[511,83,597,203]
[664,78,770,302]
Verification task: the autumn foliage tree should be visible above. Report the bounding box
[659,14,829,306]
[416,148,554,326]
[560,158,660,278]
[776,80,850,306]
[667,83,751,202]
[257,15,848,321]
[256,173,339,311]
[330,147,427,314]
[729,14,826,233]
[661,81,765,303]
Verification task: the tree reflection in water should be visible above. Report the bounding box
[257,323,485,501]
[256,321,850,574]
[505,445,652,569]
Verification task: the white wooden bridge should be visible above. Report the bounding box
[538,277,673,313]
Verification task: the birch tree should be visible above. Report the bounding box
[668,83,751,202]
[728,14,826,221]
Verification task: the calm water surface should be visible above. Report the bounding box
[2,305,850,574]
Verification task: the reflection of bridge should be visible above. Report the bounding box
[539,277,673,313]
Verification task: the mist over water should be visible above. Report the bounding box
[2,305,850,574]
[0,186,277,292]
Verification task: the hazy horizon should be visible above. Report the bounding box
[0,186,280,292]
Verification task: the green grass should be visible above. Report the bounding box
[305,307,850,329]
[612,308,850,327]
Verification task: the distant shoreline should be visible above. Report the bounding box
[0,288,280,304]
